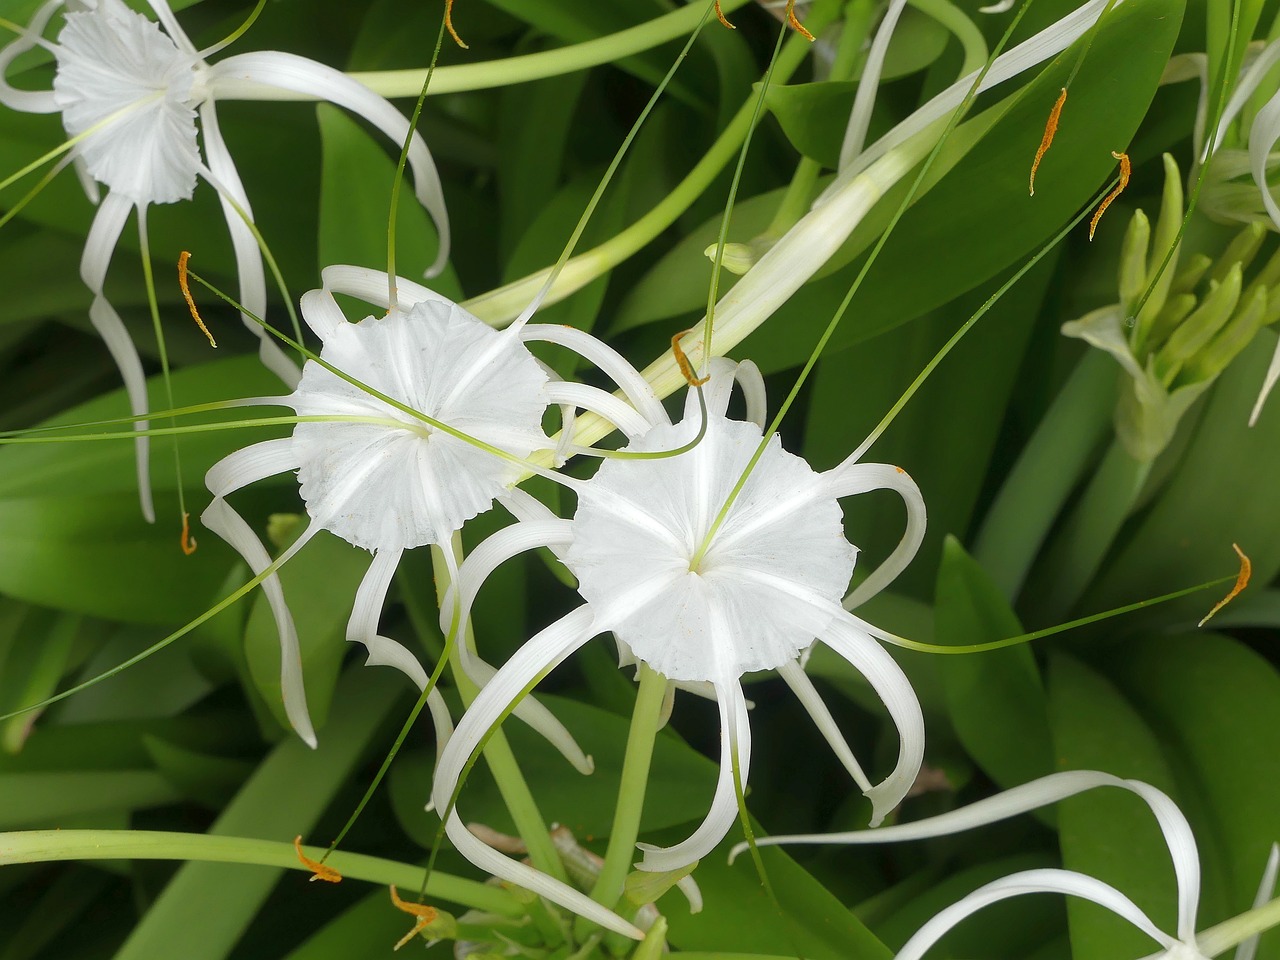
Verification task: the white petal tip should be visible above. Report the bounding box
[576,754,596,776]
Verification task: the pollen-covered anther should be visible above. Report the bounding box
[443,0,469,49]
[293,835,342,883]
[1089,151,1131,241]
[671,330,710,387]
[785,0,815,40]
[179,512,197,556]
[1198,542,1252,627]
[390,886,437,950]
[178,252,216,348]
[1029,87,1067,196]
[714,1,736,28]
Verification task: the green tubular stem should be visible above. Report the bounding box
[0,829,518,915]
[1029,438,1152,622]
[972,350,1118,601]
[586,664,668,913]
[461,19,827,326]
[430,541,567,885]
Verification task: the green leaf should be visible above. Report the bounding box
[141,735,254,809]
[933,537,1053,789]
[1047,654,1182,960]
[0,770,181,829]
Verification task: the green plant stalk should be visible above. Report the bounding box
[972,349,1118,600]
[1032,438,1153,621]
[0,830,518,915]
[586,664,668,912]
[429,541,567,884]
[461,21,829,326]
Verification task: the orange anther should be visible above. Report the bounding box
[1198,543,1251,627]
[178,252,217,349]
[390,885,437,950]
[713,0,736,28]
[294,836,342,884]
[1029,87,1067,197]
[180,512,197,556]
[444,0,468,49]
[1088,151,1131,241]
[785,0,815,40]
[672,331,710,387]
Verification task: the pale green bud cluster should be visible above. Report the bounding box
[1063,154,1280,461]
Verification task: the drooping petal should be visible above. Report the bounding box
[0,0,62,114]
[319,263,449,313]
[87,293,154,522]
[839,0,908,170]
[1232,844,1280,960]
[298,288,347,343]
[821,614,924,825]
[777,659,874,795]
[732,359,767,429]
[814,460,926,609]
[80,190,132,293]
[893,868,1176,960]
[1249,340,1280,425]
[1214,40,1280,154]
[197,101,300,386]
[636,675,750,873]
[1248,86,1280,233]
[207,52,450,275]
[204,436,297,496]
[543,381,652,439]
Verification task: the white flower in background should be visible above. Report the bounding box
[0,0,449,519]
[735,769,1280,960]
[203,264,661,754]
[430,358,926,939]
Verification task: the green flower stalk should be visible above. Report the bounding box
[1062,154,1280,462]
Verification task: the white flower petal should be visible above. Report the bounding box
[894,868,1175,960]
[141,0,196,57]
[0,0,62,113]
[208,52,450,275]
[839,0,908,170]
[199,499,319,747]
[778,659,874,795]
[80,190,132,293]
[732,359,767,430]
[1215,40,1280,153]
[543,381,652,439]
[319,263,447,312]
[197,102,300,387]
[520,324,669,429]
[1249,87,1280,233]
[298,288,347,343]
[1233,843,1280,960]
[87,293,153,522]
[816,460,926,609]
[204,436,297,496]
[637,676,750,873]
[821,614,924,825]
[676,874,704,914]
[500,488,572,562]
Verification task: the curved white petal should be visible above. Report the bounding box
[894,868,1176,960]
[678,356,742,424]
[319,263,447,312]
[80,190,133,293]
[197,103,300,387]
[204,436,297,496]
[733,359,767,430]
[821,615,924,825]
[1216,40,1280,153]
[208,52,450,275]
[777,659,874,795]
[677,874,704,914]
[636,676,750,873]
[839,0,908,170]
[0,0,61,113]
[520,324,668,428]
[142,0,197,57]
[1249,340,1280,426]
[298,288,347,343]
[816,461,926,609]
[543,381,652,439]
[1233,844,1280,960]
[1248,87,1280,233]
[199,499,319,747]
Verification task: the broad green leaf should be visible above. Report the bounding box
[0,770,180,828]
[141,735,254,809]
[1047,654,1183,960]
[283,888,405,960]
[933,537,1053,789]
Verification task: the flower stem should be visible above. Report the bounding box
[587,664,668,911]
[972,349,1117,601]
[0,829,519,915]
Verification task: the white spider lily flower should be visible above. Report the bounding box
[733,770,1280,960]
[430,358,926,939]
[202,265,658,750]
[0,0,449,518]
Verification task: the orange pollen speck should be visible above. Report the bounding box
[1029,87,1067,197]
[444,0,468,49]
[785,0,815,40]
[713,0,736,28]
[294,836,342,884]
[390,886,437,951]
[672,330,710,387]
[180,512,197,556]
[178,252,217,349]
[1089,151,1131,241]
[1198,543,1252,627]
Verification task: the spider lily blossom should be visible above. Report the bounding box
[0,0,449,518]
[202,265,658,749]
[430,358,926,939]
[734,770,1280,960]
